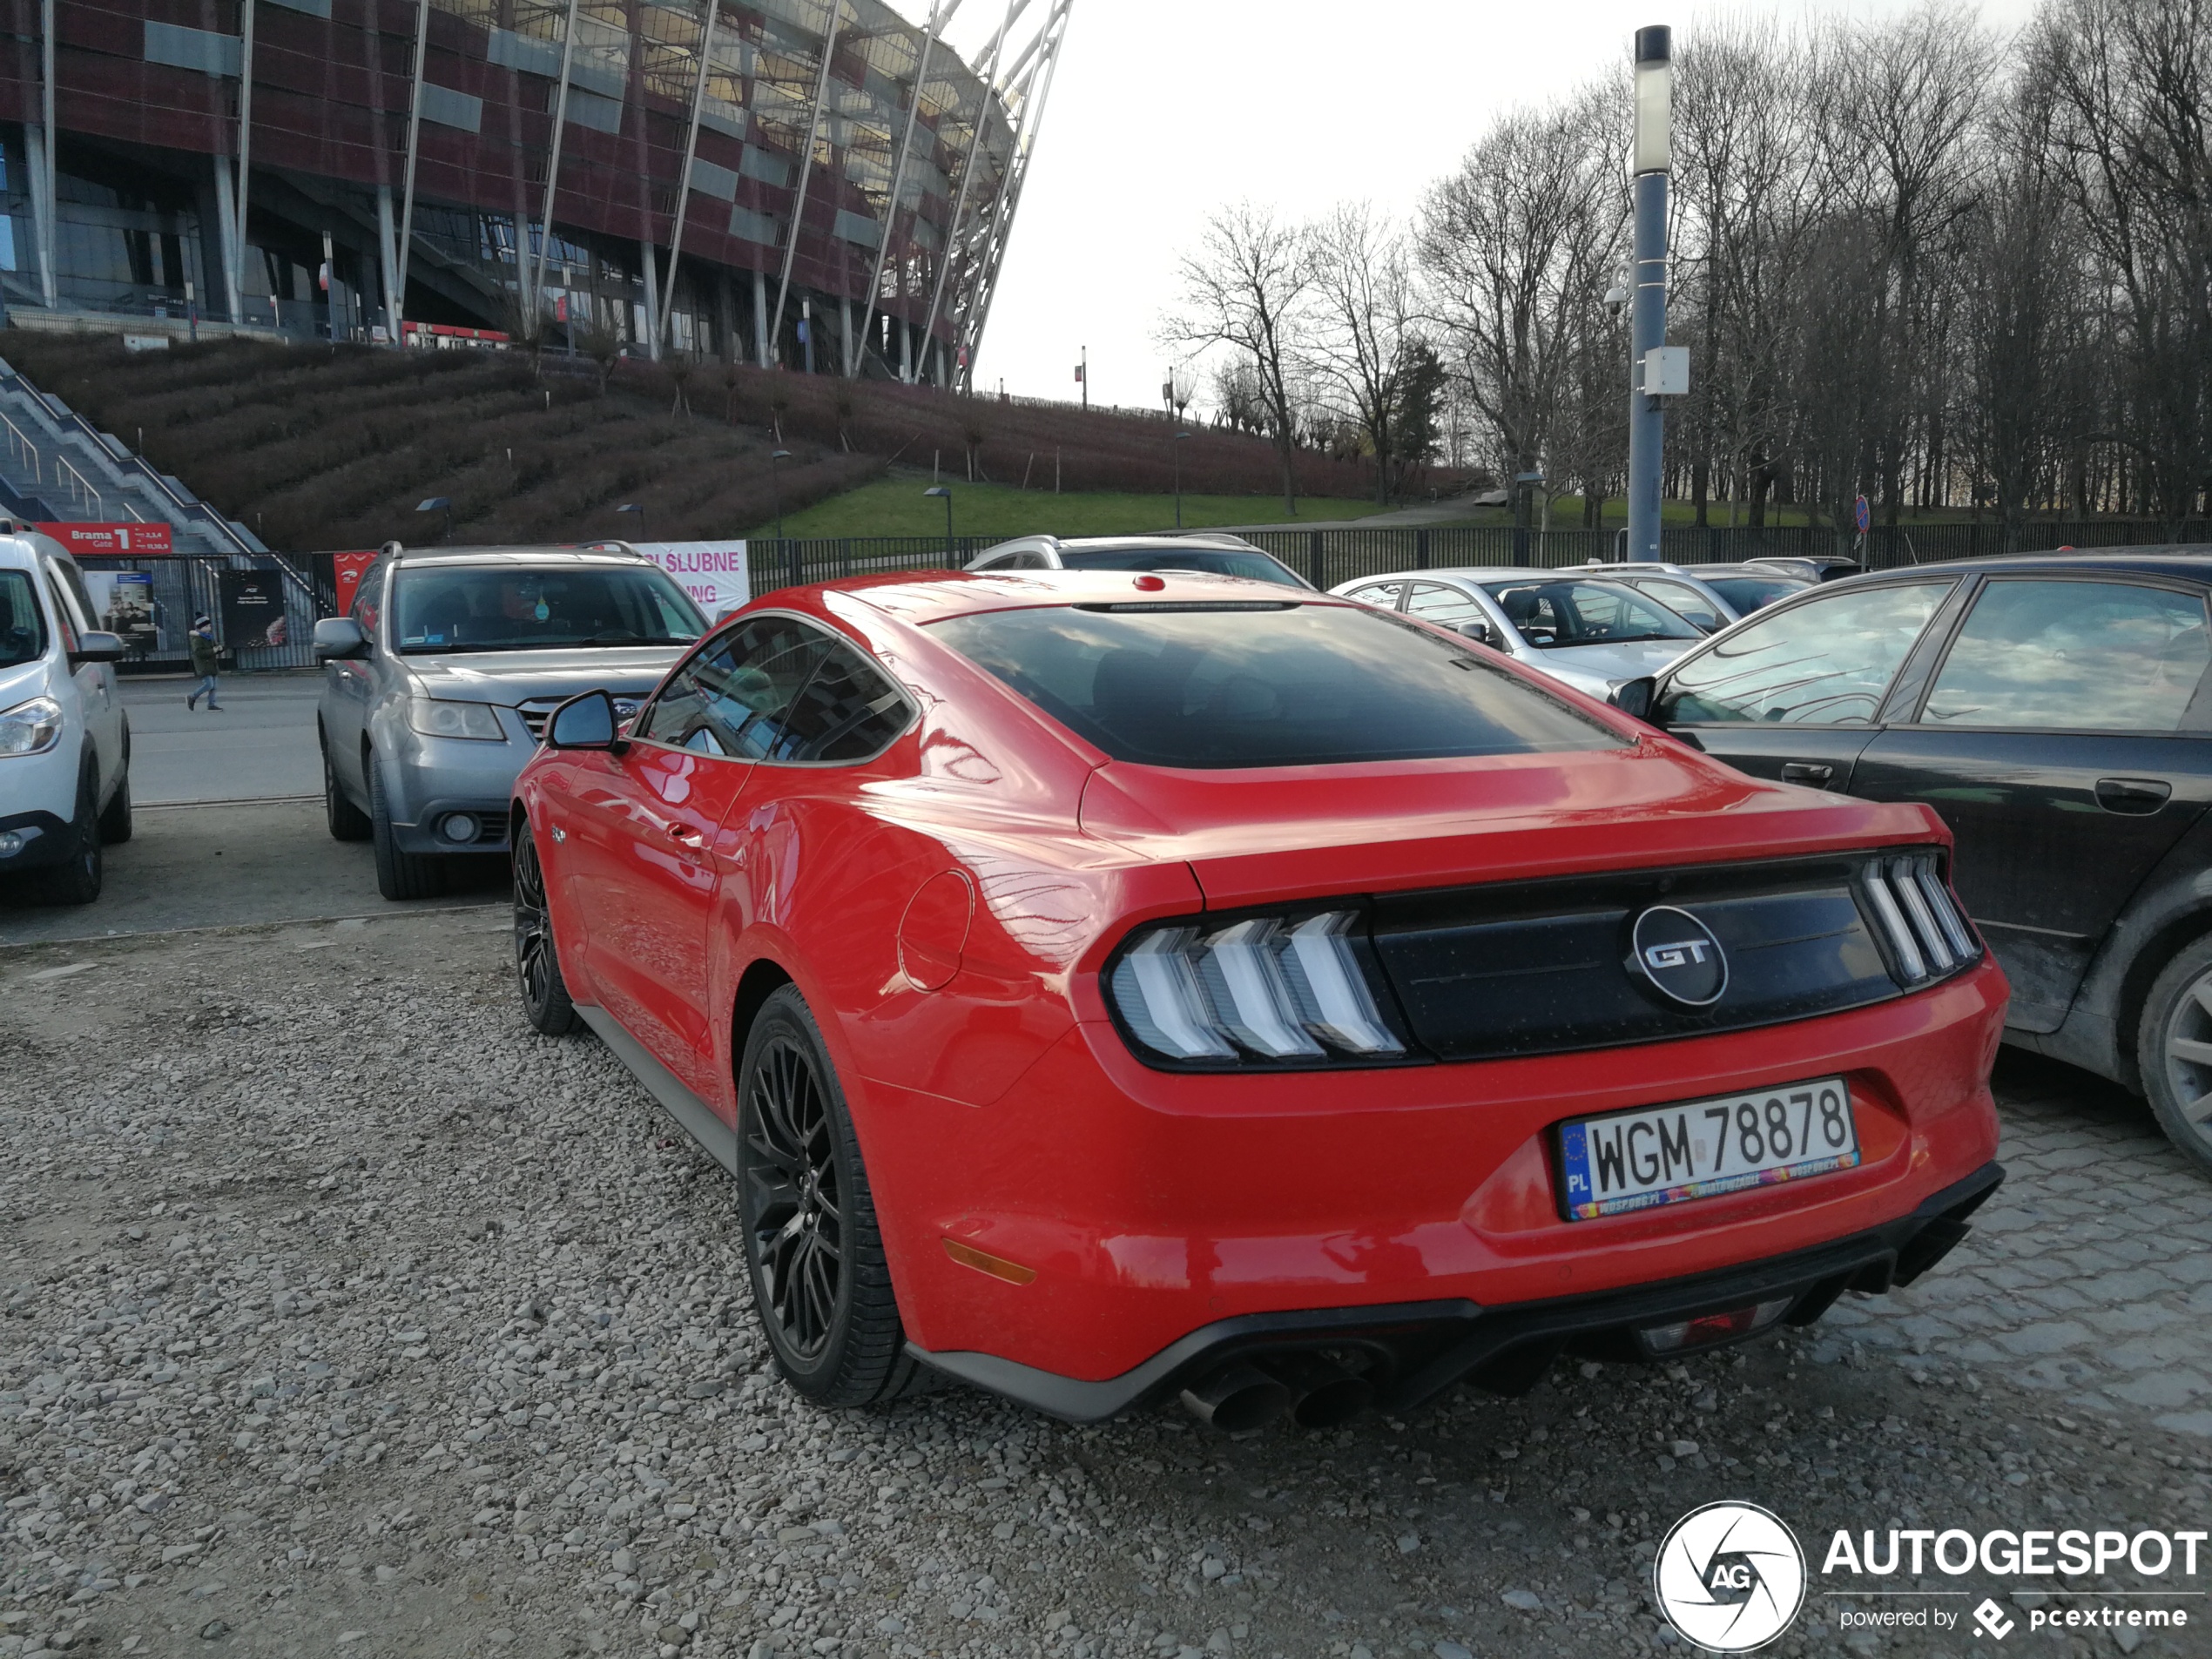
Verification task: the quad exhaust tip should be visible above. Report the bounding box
[1181,1352,1374,1432]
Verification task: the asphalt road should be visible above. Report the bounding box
[120,672,327,806]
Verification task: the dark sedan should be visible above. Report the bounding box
[1611,548,2212,1175]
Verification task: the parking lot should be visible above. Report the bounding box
[3,676,2211,1659]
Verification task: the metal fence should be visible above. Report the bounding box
[77,555,324,671]
[745,519,2212,597]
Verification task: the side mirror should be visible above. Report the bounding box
[546,689,622,752]
[314,617,371,661]
[1608,676,1659,724]
[68,631,125,665]
[1454,618,1495,647]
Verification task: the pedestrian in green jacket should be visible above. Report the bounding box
[185,615,223,711]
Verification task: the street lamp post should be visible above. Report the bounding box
[616,501,646,543]
[1626,24,1675,563]
[770,448,792,540]
[924,485,953,560]
[416,495,452,544]
[1173,430,1190,529]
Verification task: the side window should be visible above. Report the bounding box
[352,565,383,640]
[977,551,1046,571]
[1921,579,2212,732]
[52,560,101,633]
[1404,583,1488,628]
[774,641,913,762]
[42,575,82,651]
[639,616,837,759]
[1660,581,1952,726]
[1344,581,1403,610]
[1635,577,1723,632]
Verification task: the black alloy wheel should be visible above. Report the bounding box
[746,1030,844,1360]
[735,986,922,1406]
[512,821,577,1036]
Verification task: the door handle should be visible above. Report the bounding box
[1779,761,1834,786]
[2095,777,2172,815]
[666,823,705,845]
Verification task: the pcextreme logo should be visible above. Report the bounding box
[1653,1501,1808,1653]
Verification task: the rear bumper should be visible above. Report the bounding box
[908,1162,2003,1421]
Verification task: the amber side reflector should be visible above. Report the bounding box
[942,1238,1037,1285]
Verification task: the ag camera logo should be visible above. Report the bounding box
[1655,1501,1807,1652]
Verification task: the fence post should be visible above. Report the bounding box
[1308,531,1325,589]
[786,538,802,590]
[1415,529,1430,570]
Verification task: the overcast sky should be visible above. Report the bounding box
[909,0,2039,413]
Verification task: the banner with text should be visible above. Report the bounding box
[38,523,175,557]
[634,542,748,618]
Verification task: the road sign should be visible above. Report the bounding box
[1855,496,1871,534]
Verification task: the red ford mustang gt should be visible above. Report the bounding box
[509,570,2006,1430]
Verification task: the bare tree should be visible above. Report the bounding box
[1305,203,1427,504]
[1416,84,1627,519]
[2038,0,2212,531]
[1163,204,1315,512]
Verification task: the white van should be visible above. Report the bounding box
[0,527,131,903]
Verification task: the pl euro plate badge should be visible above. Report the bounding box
[1558,1076,1858,1220]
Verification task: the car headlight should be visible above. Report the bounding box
[408,698,508,742]
[0,696,64,758]
[1105,909,1409,1068]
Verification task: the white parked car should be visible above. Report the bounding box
[0,525,130,903]
[1331,567,1704,699]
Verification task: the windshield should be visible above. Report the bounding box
[1476,579,1703,649]
[393,564,705,653]
[930,601,1623,769]
[1705,576,1811,613]
[0,570,48,668]
[1054,548,1310,589]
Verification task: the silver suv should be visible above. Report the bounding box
[314,544,706,900]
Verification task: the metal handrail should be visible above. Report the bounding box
[0,411,40,484]
[57,456,101,520]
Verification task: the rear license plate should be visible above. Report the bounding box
[1558,1076,1859,1220]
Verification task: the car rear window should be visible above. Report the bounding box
[0,570,48,668]
[929,601,1625,768]
[1705,576,1810,612]
[393,564,705,653]
[1052,549,1308,588]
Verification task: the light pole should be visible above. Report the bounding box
[1173,430,1190,529]
[924,484,953,559]
[1626,24,1676,563]
[416,495,451,544]
[770,448,792,541]
[616,501,646,543]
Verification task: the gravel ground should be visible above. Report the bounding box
[3,911,2209,1659]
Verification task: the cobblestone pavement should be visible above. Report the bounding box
[1835,1055,2212,1440]
[3,916,2209,1659]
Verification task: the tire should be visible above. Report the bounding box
[324,735,372,842]
[735,985,920,1406]
[2135,934,2212,1179]
[96,760,132,846]
[36,760,103,906]
[368,753,443,901]
[513,819,578,1036]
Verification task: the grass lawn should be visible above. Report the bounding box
[1490,495,1983,529]
[752,476,1391,539]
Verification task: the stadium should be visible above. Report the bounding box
[0,0,1067,385]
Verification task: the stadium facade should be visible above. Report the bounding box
[0,0,1068,384]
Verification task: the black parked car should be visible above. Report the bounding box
[1611,548,2212,1175]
